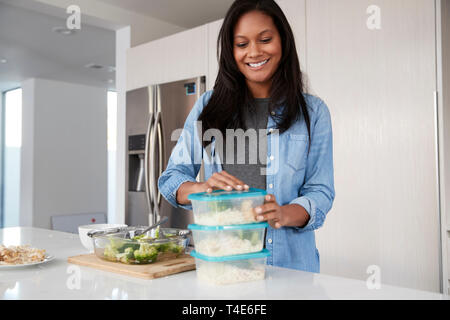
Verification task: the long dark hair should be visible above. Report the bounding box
[198,0,310,147]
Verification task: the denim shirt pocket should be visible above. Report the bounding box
[286,134,309,172]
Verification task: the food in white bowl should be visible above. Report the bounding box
[78,224,127,252]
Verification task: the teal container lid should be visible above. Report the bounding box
[190,249,271,262]
[188,222,268,231]
[188,188,267,202]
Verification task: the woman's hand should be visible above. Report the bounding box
[176,171,249,205]
[201,171,249,193]
[253,194,311,229]
[253,194,285,229]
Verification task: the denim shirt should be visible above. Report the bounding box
[158,90,335,273]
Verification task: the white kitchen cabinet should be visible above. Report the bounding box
[306,0,441,293]
[127,24,208,90]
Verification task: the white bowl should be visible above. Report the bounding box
[78,224,127,252]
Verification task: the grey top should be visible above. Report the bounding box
[219,98,270,190]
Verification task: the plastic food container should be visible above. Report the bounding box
[188,222,268,257]
[88,226,190,265]
[190,249,271,285]
[188,188,267,226]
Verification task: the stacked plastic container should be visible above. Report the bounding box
[188,188,271,285]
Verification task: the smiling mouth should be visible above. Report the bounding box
[246,59,269,68]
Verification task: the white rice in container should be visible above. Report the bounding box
[196,261,266,285]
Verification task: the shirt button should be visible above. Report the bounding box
[267,238,273,244]
[268,184,273,189]
[271,111,276,116]
[269,155,274,161]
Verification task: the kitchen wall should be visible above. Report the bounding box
[20,78,107,229]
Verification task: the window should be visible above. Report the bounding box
[107,91,117,223]
[2,88,22,228]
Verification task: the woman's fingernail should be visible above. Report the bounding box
[244,185,249,189]
[257,215,263,221]
[237,185,242,190]
[266,195,271,201]
[255,207,262,214]
[226,186,232,190]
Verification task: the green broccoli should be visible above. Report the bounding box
[167,242,183,254]
[124,247,135,258]
[106,237,139,254]
[103,245,119,261]
[108,237,125,251]
[235,230,261,246]
[119,242,140,252]
[236,230,245,240]
[155,242,183,254]
[250,231,260,246]
[116,251,132,264]
[115,247,137,264]
[133,243,158,263]
[154,242,170,252]
[132,234,146,240]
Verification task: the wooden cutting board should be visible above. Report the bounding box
[68,254,196,280]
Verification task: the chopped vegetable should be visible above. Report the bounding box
[133,243,158,263]
[103,245,119,261]
[101,233,184,264]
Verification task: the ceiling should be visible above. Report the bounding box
[0,0,233,93]
[0,1,116,92]
[98,0,233,28]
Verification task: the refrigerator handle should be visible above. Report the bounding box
[156,112,164,206]
[144,111,155,223]
[150,110,161,224]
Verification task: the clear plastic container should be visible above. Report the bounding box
[88,226,190,264]
[188,188,267,226]
[190,249,270,285]
[188,222,268,257]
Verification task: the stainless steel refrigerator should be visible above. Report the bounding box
[126,76,206,228]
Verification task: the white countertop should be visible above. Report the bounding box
[0,227,446,300]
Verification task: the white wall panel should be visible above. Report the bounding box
[437,0,450,294]
[307,0,440,292]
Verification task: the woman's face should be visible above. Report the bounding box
[233,10,282,93]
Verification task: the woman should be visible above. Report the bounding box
[158,0,334,273]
